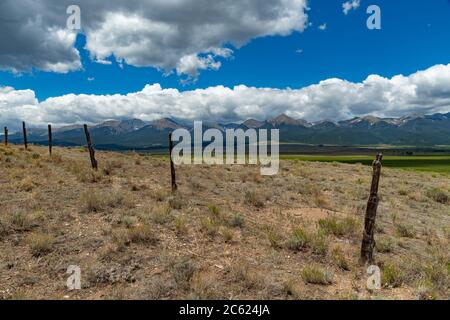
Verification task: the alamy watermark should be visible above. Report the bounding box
[66,265,81,290]
[66,5,81,30]
[65,4,381,32]
[366,265,381,290]
[367,5,381,30]
[171,122,279,176]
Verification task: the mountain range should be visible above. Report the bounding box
[7,112,450,150]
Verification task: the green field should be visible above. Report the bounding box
[282,155,450,173]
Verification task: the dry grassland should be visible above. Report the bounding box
[0,145,449,300]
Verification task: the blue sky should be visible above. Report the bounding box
[1,0,450,127]
[1,0,449,101]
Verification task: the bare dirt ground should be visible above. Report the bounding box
[0,145,449,300]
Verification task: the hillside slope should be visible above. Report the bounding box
[7,112,450,149]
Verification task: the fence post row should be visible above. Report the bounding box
[48,124,53,156]
[360,153,383,264]
[22,121,28,150]
[169,133,178,192]
[5,123,385,260]
[83,124,98,170]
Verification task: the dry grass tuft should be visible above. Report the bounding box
[127,224,158,245]
[381,263,405,288]
[301,266,333,285]
[17,177,36,192]
[318,216,358,237]
[190,271,219,299]
[395,223,416,238]
[28,233,54,257]
[286,227,310,251]
[331,246,351,271]
[80,191,104,213]
[426,188,449,204]
[244,190,265,208]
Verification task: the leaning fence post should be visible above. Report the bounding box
[169,133,178,192]
[22,121,28,150]
[360,153,383,264]
[83,124,98,170]
[48,124,53,156]
[4,127,8,146]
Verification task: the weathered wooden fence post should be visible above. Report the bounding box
[169,133,178,192]
[48,124,53,156]
[22,121,28,150]
[83,124,98,170]
[4,127,8,146]
[361,153,383,264]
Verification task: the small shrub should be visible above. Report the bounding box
[105,190,135,209]
[172,258,196,289]
[426,188,449,204]
[150,204,173,225]
[423,263,448,291]
[376,237,394,253]
[189,178,204,191]
[382,263,404,288]
[221,228,234,243]
[9,211,34,231]
[395,223,416,238]
[331,246,350,271]
[121,216,136,228]
[0,217,12,239]
[301,266,333,285]
[79,170,102,183]
[416,282,439,300]
[151,189,169,202]
[200,217,218,237]
[130,181,147,192]
[127,225,158,245]
[283,280,300,298]
[296,182,315,195]
[286,227,310,251]
[244,191,264,208]
[139,276,173,299]
[28,233,54,257]
[313,191,330,209]
[207,205,220,216]
[168,195,183,210]
[18,177,35,192]
[190,271,218,299]
[50,154,63,164]
[174,215,188,235]
[266,229,283,249]
[80,191,104,213]
[318,216,358,237]
[374,223,385,234]
[228,214,244,228]
[111,228,131,249]
[310,232,329,256]
[230,261,264,290]
[102,162,113,176]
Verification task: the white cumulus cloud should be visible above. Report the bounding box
[0,0,309,79]
[2,63,450,129]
